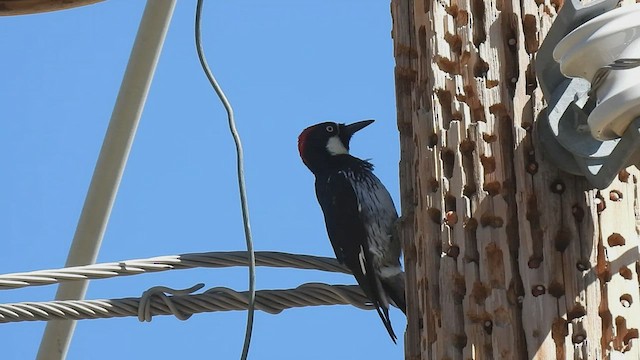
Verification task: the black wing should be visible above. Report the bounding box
[315,171,397,342]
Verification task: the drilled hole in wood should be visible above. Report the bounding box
[418,25,427,58]
[550,180,565,194]
[473,58,489,78]
[619,266,633,280]
[489,103,506,116]
[472,106,486,123]
[568,304,587,320]
[480,213,504,228]
[595,192,606,213]
[482,132,496,143]
[444,4,458,16]
[548,281,565,298]
[463,185,476,198]
[459,139,475,154]
[550,0,563,11]
[619,169,630,182]
[470,0,486,46]
[609,190,623,202]
[444,33,462,54]
[526,161,538,174]
[487,79,500,89]
[480,155,496,174]
[608,233,626,247]
[508,278,525,307]
[522,14,539,53]
[427,208,442,224]
[572,332,586,344]
[464,218,479,263]
[453,334,467,349]
[427,132,438,148]
[461,141,476,197]
[554,228,571,252]
[615,316,638,350]
[442,149,455,178]
[531,285,546,296]
[484,181,501,196]
[528,256,542,269]
[445,211,458,225]
[576,260,590,271]
[447,244,460,259]
[572,205,585,222]
[624,329,639,349]
[486,243,505,287]
[620,294,633,308]
[429,178,439,193]
[436,56,458,75]
[456,9,469,25]
[483,319,493,334]
[436,89,453,129]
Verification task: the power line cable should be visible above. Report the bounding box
[194,1,256,359]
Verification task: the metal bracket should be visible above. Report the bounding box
[535,0,640,189]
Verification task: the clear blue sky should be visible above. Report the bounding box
[1,1,404,359]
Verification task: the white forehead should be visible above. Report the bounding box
[326,135,349,155]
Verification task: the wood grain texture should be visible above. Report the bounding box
[391,0,640,358]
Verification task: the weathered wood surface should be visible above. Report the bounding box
[391,0,640,358]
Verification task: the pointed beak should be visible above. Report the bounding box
[344,119,374,137]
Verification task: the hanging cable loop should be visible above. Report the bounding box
[194,1,256,358]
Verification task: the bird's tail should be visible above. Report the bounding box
[373,304,398,343]
[382,271,406,314]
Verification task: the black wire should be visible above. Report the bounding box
[194,1,256,359]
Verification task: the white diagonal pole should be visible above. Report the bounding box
[37,1,176,359]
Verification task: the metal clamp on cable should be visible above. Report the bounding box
[535,0,640,189]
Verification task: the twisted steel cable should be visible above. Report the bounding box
[0,251,350,290]
[0,283,371,324]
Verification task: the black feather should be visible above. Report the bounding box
[315,167,398,342]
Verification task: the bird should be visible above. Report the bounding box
[298,119,406,342]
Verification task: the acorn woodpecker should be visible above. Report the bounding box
[298,120,406,342]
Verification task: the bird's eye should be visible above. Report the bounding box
[325,125,334,133]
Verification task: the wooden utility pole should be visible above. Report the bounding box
[391,0,640,359]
